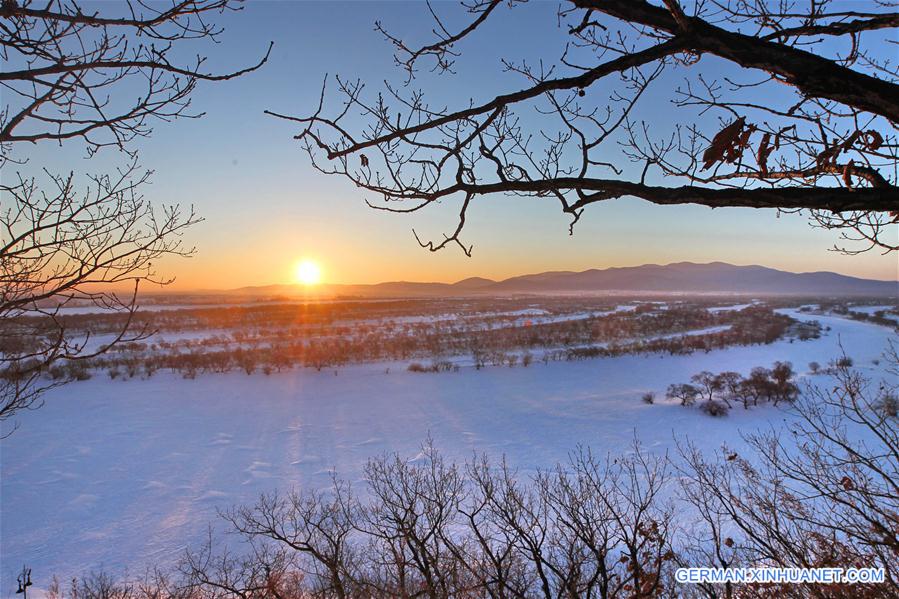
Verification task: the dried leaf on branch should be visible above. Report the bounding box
[702,117,755,170]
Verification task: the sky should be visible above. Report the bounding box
[6,1,898,289]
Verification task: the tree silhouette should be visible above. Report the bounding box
[0,0,270,425]
[271,0,898,255]
[1,0,271,159]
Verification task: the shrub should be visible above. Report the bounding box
[125,361,139,378]
[47,365,68,380]
[641,392,655,405]
[835,356,853,368]
[700,399,729,417]
[407,362,428,372]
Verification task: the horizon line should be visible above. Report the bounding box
[145,260,899,295]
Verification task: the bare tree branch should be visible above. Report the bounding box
[271,0,898,256]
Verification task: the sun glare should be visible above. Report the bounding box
[294,259,322,286]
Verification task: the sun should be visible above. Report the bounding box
[293,259,322,286]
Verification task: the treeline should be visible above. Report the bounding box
[25,297,640,336]
[803,301,899,330]
[1,306,816,382]
[549,308,806,362]
[845,308,899,329]
[44,357,899,598]
[665,362,799,416]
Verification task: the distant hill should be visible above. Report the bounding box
[452,277,496,290]
[486,262,898,296]
[223,262,897,298]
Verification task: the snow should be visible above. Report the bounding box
[707,303,754,313]
[645,325,732,341]
[490,308,549,317]
[1,310,896,592]
[603,304,639,314]
[848,304,897,316]
[50,303,239,315]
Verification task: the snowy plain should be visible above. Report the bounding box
[1,309,896,593]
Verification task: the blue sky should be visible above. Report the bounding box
[9,1,897,288]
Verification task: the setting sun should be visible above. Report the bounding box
[293,259,322,286]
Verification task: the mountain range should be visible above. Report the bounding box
[224,262,897,298]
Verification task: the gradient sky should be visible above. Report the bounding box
[9,1,898,289]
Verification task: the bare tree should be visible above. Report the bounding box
[358,443,468,597]
[0,160,199,422]
[1,0,271,160]
[220,480,359,599]
[181,530,298,599]
[183,440,676,599]
[270,0,898,256]
[47,569,197,599]
[0,0,270,425]
[678,346,899,598]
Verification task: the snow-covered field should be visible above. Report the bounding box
[1,310,895,592]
